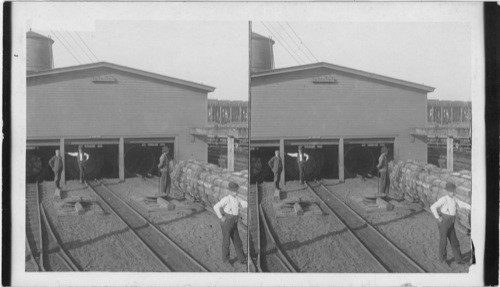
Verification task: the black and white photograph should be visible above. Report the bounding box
[8,2,486,287]
[248,11,482,276]
[17,3,249,275]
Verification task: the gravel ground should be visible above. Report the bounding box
[40,178,248,272]
[40,180,180,272]
[259,182,386,272]
[101,177,248,272]
[323,178,472,273]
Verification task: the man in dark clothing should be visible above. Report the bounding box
[376,146,390,195]
[67,145,89,184]
[48,149,64,189]
[157,146,172,197]
[268,150,283,190]
[287,146,309,185]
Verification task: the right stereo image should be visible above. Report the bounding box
[248,21,473,273]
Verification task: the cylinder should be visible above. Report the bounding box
[27,30,54,73]
[251,32,274,73]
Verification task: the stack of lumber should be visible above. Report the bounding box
[171,160,248,226]
[390,160,471,234]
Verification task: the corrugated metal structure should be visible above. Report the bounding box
[27,61,215,183]
[251,61,434,183]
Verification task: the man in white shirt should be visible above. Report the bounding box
[67,145,90,184]
[430,182,469,265]
[213,181,247,266]
[287,146,309,185]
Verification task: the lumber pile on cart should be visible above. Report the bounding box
[171,160,248,226]
[390,160,471,234]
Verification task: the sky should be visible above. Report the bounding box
[252,21,472,101]
[26,21,248,101]
[19,3,479,102]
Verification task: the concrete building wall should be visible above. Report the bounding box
[251,67,428,162]
[27,66,208,162]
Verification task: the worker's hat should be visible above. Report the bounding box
[445,182,456,193]
[381,146,388,153]
[228,181,239,192]
[162,146,170,152]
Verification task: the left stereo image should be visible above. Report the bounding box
[24,17,249,272]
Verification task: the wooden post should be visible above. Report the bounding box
[280,139,285,186]
[227,136,234,171]
[119,137,125,182]
[60,138,65,185]
[338,138,344,182]
[447,136,454,171]
[175,136,179,162]
[393,136,398,163]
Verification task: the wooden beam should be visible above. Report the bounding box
[119,137,125,182]
[227,136,234,171]
[339,138,344,182]
[60,138,65,185]
[280,139,285,186]
[447,136,454,171]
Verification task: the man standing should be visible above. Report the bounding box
[268,150,283,191]
[48,149,64,189]
[67,145,89,184]
[430,182,469,265]
[157,146,172,197]
[213,182,247,266]
[376,146,390,195]
[287,146,309,185]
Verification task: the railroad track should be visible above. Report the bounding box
[26,182,44,271]
[86,180,208,272]
[255,184,296,273]
[248,184,261,272]
[306,181,426,273]
[26,182,79,271]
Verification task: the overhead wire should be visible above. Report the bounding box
[61,31,87,64]
[266,22,307,65]
[50,30,82,65]
[66,31,94,63]
[285,22,319,62]
[75,31,100,62]
[261,22,305,65]
[276,22,314,64]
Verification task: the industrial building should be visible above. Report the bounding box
[250,32,435,183]
[26,30,215,183]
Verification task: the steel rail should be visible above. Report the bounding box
[258,204,297,272]
[89,180,208,272]
[254,184,262,272]
[249,184,262,272]
[34,182,46,271]
[97,180,208,271]
[86,181,172,271]
[305,182,388,272]
[314,181,426,273]
[39,203,79,271]
[25,235,41,271]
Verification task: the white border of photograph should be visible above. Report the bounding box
[10,2,484,286]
